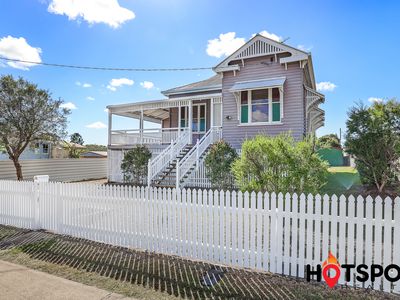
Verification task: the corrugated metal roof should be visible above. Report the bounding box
[162,74,222,96]
[229,77,286,92]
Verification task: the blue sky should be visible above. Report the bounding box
[0,0,399,145]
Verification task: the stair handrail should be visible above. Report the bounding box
[176,127,222,188]
[148,129,189,186]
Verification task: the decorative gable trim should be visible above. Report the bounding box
[235,39,286,60]
[213,34,309,73]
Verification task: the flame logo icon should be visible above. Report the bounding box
[322,251,341,288]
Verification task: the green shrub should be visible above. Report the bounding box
[345,99,400,192]
[205,140,238,190]
[317,134,341,149]
[121,145,152,185]
[232,134,329,194]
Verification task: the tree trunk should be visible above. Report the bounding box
[12,158,23,181]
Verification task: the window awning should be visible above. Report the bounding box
[229,77,286,92]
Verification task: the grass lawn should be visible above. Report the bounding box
[321,166,363,195]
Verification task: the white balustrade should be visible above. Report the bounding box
[110,127,185,145]
[176,127,222,188]
[147,129,190,186]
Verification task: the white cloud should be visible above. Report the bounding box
[140,81,154,90]
[254,30,282,42]
[86,121,107,129]
[316,81,337,92]
[107,78,134,91]
[0,36,42,70]
[86,96,95,101]
[104,108,109,113]
[368,97,383,103]
[60,102,77,110]
[297,44,313,52]
[76,81,91,88]
[47,0,135,28]
[206,30,284,58]
[206,32,246,58]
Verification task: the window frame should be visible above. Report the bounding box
[239,87,283,125]
[42,144,49,154]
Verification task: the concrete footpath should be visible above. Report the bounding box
[0,260,134,300]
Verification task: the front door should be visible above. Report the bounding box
[192,103,206,142]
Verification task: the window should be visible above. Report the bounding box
[240,91,248,123]
[180,107,188,127]
[192,104,206,133]
[251,90,269,122]
[212,102,222,127]
[240,87,281,124]
[42,144,49,154]
[272,87,280,122]
[34,143,40,154]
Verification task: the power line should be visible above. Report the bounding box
[0,56,212,72]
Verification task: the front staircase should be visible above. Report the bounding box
[151,145,193,188]
[148,127,222,189]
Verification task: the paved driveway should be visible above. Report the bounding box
[0,260,133,300]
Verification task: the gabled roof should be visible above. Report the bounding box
[161,74,222,96]
[161,34,316,97]
[213,34,309,72]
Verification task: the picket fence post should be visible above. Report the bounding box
[392,197,400,294]
[3,180,400,295]
[56,183,63,233]
[31,181,41,230]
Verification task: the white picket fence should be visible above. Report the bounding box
[0,180,400,294]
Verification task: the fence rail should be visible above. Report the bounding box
[0,180,399,294]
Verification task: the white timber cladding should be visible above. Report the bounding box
[108,146,165,182]
[1,181,400,294]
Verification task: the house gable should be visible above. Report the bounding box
[213,34,309,74]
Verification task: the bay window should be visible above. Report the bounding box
[240,87,281,124]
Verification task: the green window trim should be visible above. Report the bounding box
[272,102,280,122]
[241,105,248,123]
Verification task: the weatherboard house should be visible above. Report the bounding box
[107,35,325,187]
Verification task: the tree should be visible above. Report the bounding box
[205,140,238,190]
[68,133,85,158]
[0,75,69,180]
[232,134,328,194]
[345,100,400,193]
[70,133,84,145]
[121,145,152,185]
[85,144,107,151]
[317,134,341,149]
